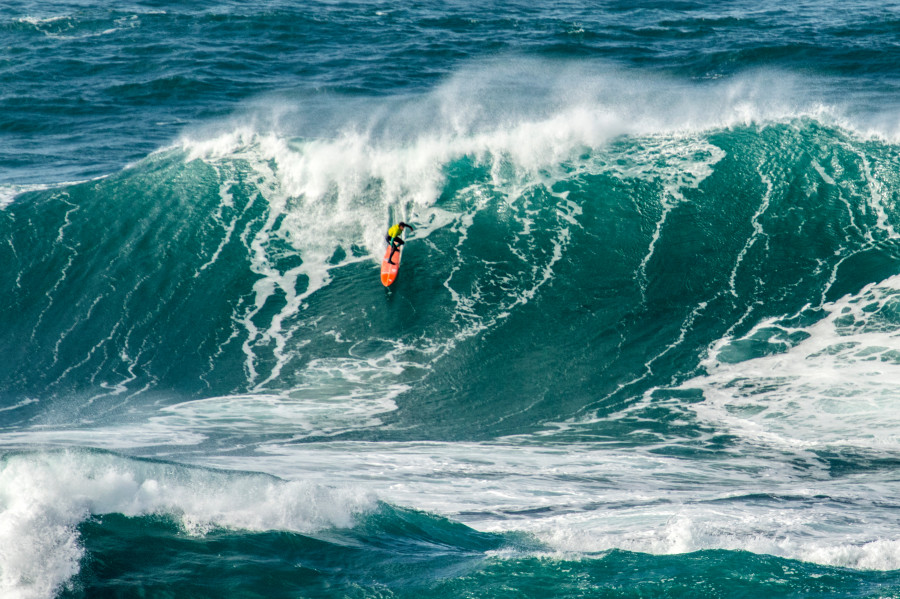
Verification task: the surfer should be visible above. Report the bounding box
[385,222,413,264]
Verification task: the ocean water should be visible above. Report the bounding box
[4,0,900,597]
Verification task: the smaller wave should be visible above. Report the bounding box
[71,503,507,598]
[202,436,900,572]
[0,449,376,599]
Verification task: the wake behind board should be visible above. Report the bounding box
[381,244,402,287]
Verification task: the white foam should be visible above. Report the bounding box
[0,351,411,449]
[0,450,376,599]
[0,424,206,450]
[156,358,408,440]
[0,182,88,209]
[688,273,900,449]
[14,15,72,27]
[196,437,900,571]
[180,61,829,258]
[14,13,139,39]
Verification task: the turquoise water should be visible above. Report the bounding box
[4,1,900,597]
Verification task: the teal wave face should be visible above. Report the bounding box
[2,118,899,440]
[66,507,507,599]
[0,154,253,420]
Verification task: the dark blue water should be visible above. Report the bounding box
[4,1,900,597]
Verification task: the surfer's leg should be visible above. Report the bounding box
[387,237,403,264]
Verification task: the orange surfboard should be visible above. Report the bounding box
[380,243,402,286]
